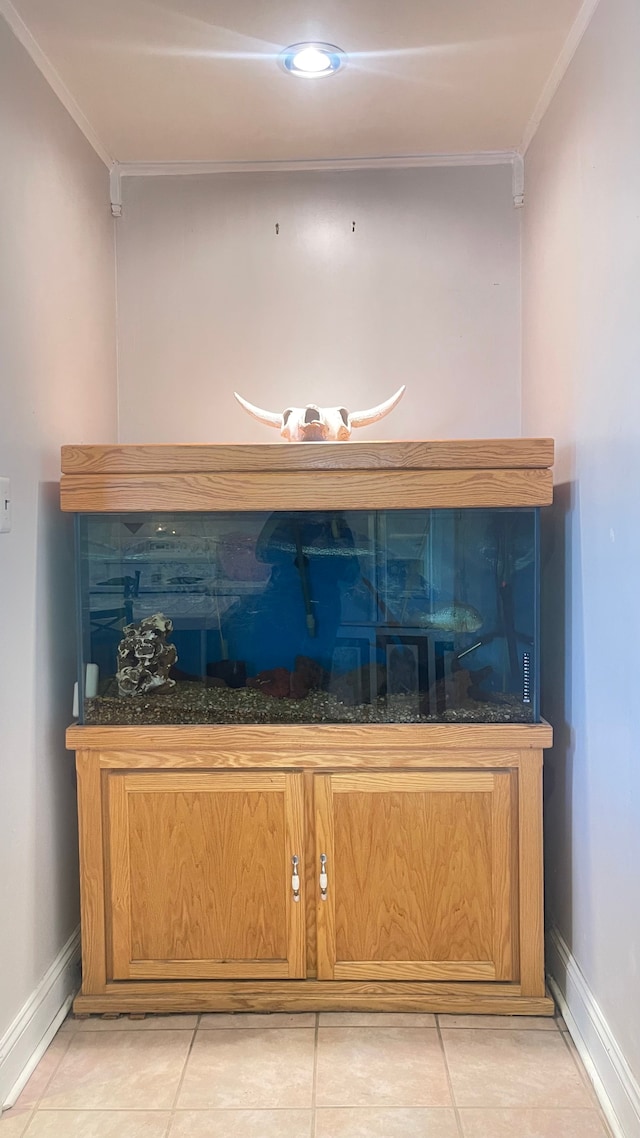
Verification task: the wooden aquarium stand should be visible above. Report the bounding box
[62,439,554,1016]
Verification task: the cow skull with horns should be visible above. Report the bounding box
[234,385,406,442]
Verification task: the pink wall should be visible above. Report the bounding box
[0,16,117,1086]
[522,0,640,1128]
[115,165,522,443]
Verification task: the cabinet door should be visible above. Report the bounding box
[106,771,305,980]
[315,771,515,982]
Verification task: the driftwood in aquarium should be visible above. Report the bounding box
[423,664,493,717]
[247,656,328,700]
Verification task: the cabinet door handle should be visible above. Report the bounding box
[319,853,328,901]
[291,855,301,903]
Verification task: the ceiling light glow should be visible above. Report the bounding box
[279,42,346,78]
[292,47,331,73]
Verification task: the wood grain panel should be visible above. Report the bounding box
[123,772,286,793]
[61,439,554,475]
[92,748,524,770]
[285,773,306,978]
[508,769,521,982]
[106,770,305,980]
[315,775,336,981]
[332,782,496,968]
[67,722,553,752]
[333,961,496,980]
[71,735,545,1005]
[127,961,290,979]
[331,772,495,793]
[128,788,287,963]
[491,771,514,980]
[303,771,317,977]
[75,751,107,993]
[60,467,553,512]
[315,771,515,983]
[74,980,555,1016]
[518,752,545,996]
[107,774,132,979]
[102,769,115,983]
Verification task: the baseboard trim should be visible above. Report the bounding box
[547,926,640,1138]
[0,925,81,1110]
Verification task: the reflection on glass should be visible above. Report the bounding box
[76,508,539,725]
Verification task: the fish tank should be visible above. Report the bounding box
[74,507,540,725]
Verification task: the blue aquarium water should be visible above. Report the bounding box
[74,507,540,724]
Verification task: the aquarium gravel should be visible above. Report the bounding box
[84,681,533,726]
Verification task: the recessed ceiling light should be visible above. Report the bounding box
[279,42,346,78]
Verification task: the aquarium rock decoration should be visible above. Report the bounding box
[233,386,406,442]
[116,613,178,697]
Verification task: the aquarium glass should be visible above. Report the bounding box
[75,508,540,725]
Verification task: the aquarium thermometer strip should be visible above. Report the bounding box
[522,652,531,704]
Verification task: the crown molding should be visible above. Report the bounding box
[109,165,122,218]
[2,0,598,180]
[520,0,602,153]
[512,153,524,209]
[0,0,113,167]
[116,151,519,179]
[0,1,525,203]
[112,151,524,215]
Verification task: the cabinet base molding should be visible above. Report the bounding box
[74,981,554,1017]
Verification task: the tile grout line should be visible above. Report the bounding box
[435,1015,465,1138]
[165,1014,200,1134]
[24,1030,74,1117]
[310,1013,319,1138]
[14,1014,613,1136]
[558,1022,598,1091]
[7,1028,74,1134]
[557,1023,615,1133]
[1,1106,35,1136]
[16,1106,324,1113]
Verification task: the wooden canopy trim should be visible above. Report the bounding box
[60,467,552,513]
[66,721,553,752]
[61,439,554,475]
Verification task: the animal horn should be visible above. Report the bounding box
[348,385,406,429]
[234,392,282,429]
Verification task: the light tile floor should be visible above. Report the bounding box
[0,1011,613,1137]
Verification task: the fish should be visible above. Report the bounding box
[168,576,204,585]
[418,602,483,634]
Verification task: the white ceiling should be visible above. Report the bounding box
[5,0,588,165]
